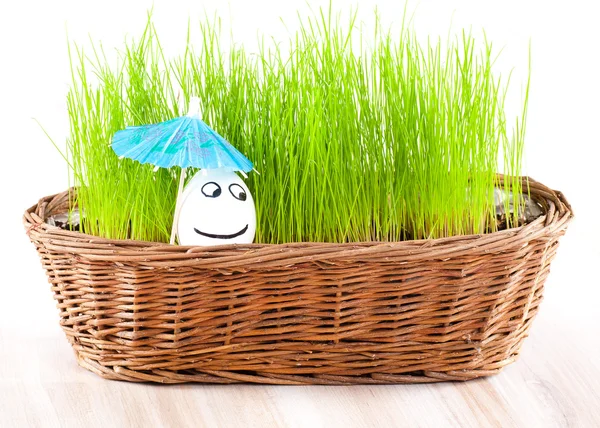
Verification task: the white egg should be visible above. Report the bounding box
[176,169,256,246]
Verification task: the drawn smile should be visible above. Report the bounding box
[193,224,249,239]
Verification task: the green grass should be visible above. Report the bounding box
[60,8,528,244]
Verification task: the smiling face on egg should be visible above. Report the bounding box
[176,169,256,246]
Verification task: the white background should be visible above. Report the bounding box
[1,1,599,427]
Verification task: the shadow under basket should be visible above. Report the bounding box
[23,176,573,385]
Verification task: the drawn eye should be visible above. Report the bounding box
[201,182,221,198]
[229,183,247,201]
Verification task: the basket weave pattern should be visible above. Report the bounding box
[24,177,572,384]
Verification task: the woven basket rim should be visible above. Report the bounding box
[23,175,573,265]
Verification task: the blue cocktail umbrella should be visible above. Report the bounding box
[111,97,254,244]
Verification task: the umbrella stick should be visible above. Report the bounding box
[170,168,187,245]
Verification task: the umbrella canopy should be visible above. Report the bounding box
[111,97,253,172]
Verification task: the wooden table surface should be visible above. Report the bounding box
[2,219,599,428]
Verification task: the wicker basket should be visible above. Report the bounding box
[23,176,572,384]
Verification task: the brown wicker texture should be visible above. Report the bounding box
[23,176,572,385]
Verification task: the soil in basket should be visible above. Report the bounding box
[48,195,544,243]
